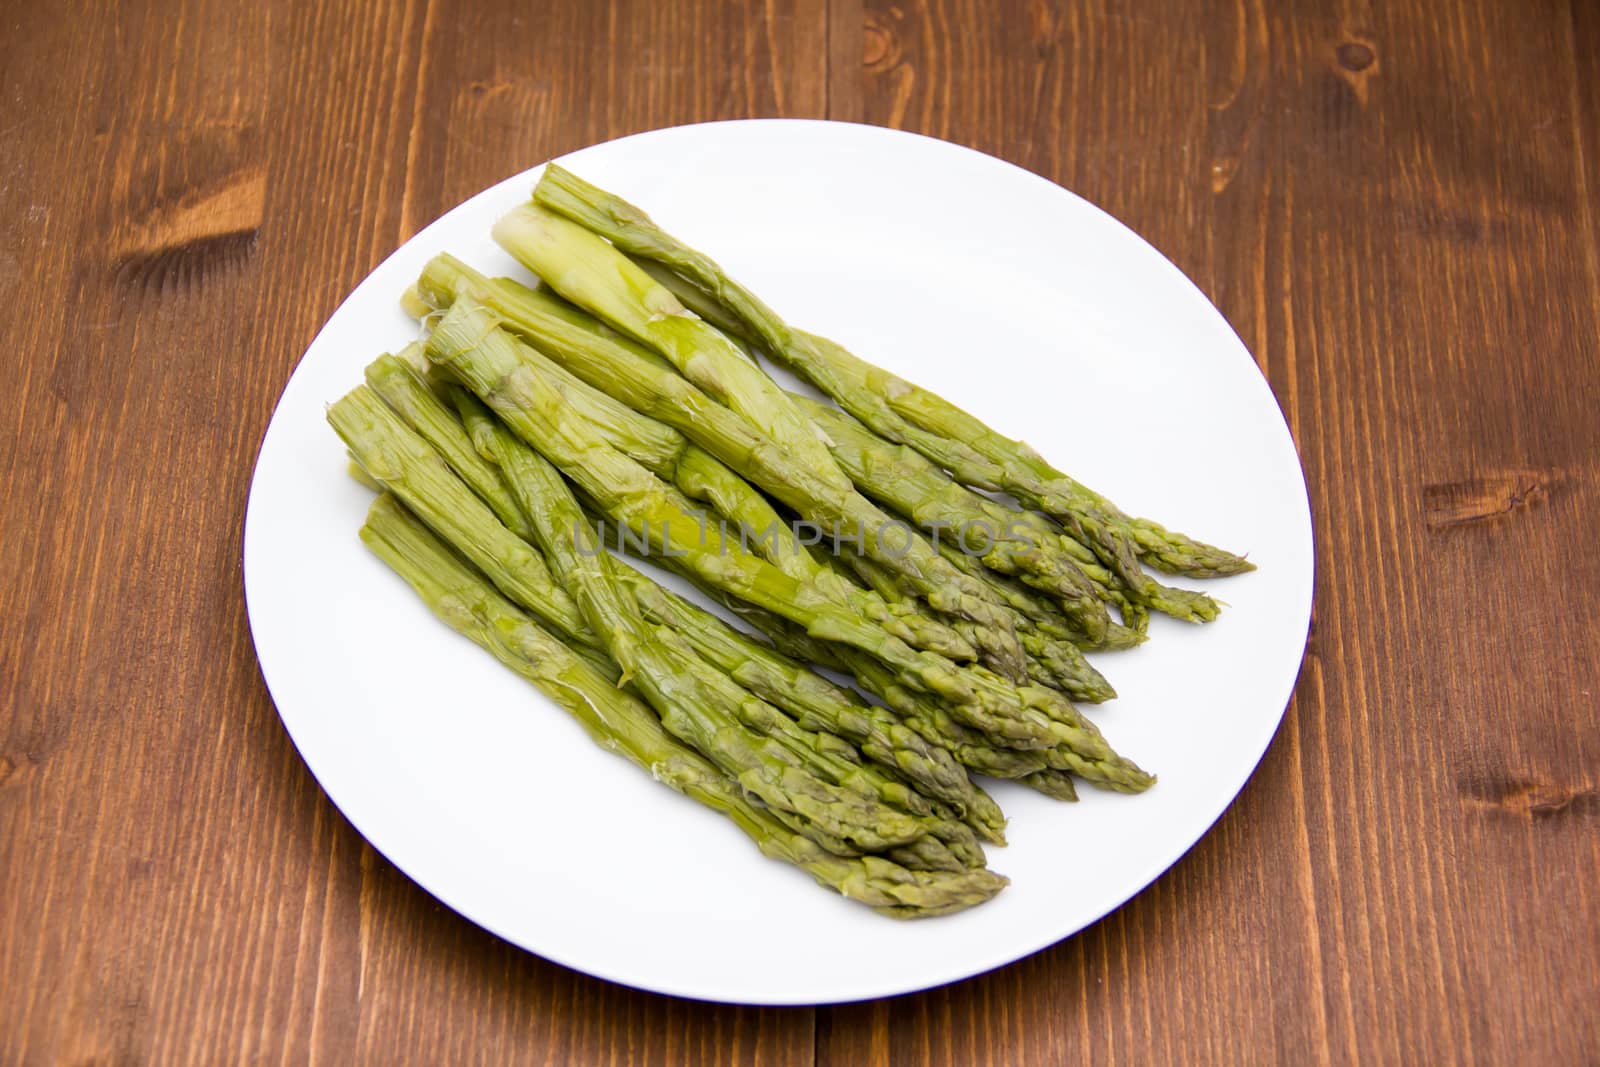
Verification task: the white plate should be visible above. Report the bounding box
[244,119,1313,1005]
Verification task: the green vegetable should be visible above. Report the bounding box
[359,494,1007,915]
[440,238,1029,679]
[530,163,1251,580]
[618,571,997,838]
[329,385,591,642]
[425,300,1060,742]
[453,388,937,853]
[796,395,1111,642]
[364,350,534,541]
[453,388,985,857]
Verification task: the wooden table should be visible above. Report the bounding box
[3,0,1596,1062]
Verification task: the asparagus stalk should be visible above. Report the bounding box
[355,362,999,839]
[933,536,1146,650]
[843,550,1115,703]
[1021,770,1081,802]
[616,571,994,833]
[364,351,534,542]
[796,395,1111,641]
[530,163,1252,579]
[426,300,1065,745]
[451,389,933,853]
[447,237,1029,679]
[1017,631,1115,703]
[360,494,1006,915]
[329,385,592,643]
[454,389,982,849]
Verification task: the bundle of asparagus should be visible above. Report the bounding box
[331,167,1252,917]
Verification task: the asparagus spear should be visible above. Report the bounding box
[1018,631,1114,703]
[1021,770,1080,802]
[364,351,534,541]
[340,360,1031,810]
[360,494,1006,915]
[426,300,1064,744]
[454,388,980,848]
[933,536,1146,651]
[796,395,1111,640]
[842,550,1115,703]
[329,385,592,643]
[451,388,932,853]
[616,571,994,832]
[530,163,1252,579]
[464,226,1030,678]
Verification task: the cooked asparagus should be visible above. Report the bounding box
[310,164,1285,913]
[453,389,936,853]
[529,163,1251,579]
[360,494,1006,915]
[797,394,1111,640]
[364,349,534,541]
[478,219,1032,678]
[425,300,1064,741]
[358,357,1003,838]
[454,388,985,851]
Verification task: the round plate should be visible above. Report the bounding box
[244,119,1313,1005]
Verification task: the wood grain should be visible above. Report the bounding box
[1,0,1595,1063]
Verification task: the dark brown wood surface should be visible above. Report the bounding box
[2,0,1596,1062]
